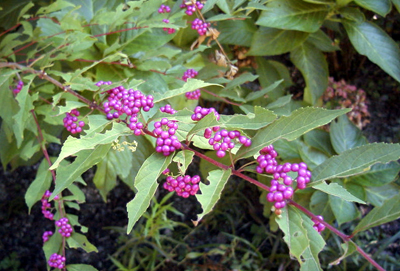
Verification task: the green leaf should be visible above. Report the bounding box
[256,0,329,32]
[67,232,98,253]
[220,106,277,130]
[199,151,231,180]
[290,42,328,105]
[236,107,349,159]
[364,183,400,207]
[393,0,400,12]
[353,194,400,235]
[312,182,365,203]
[304,129,335,156]
[122,29,175,55]
[329,241,358,266]
[339,7,366,22]
[217,19,257,46]
[310,191,335,222]
[343,20,400,83]
[348,161,400,187]
[43,232,62,262]
[67,264,99,271]
[52,144,111,199]
[307,29,340,52]
[354,0,391,16]
[187,111,220,139]
[126,152,172,234]
[311,143,400,185]
[173,150,195,174]
[195,169,232,223]
[224,72,259,91]
[248,27,309,56]
[50,122,131,170]
[93,158,117,202]
[329,195,360,225]
[245,80,284,102]
[254,58,287,100]
[276,205,325,271]
[330,115,368,154]
[25,159,53,213]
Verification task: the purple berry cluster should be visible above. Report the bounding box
[55,217,73,237]
[185,89,201,100]
[163,175,200,198]
[182,69,201,99]
[204,127,252,158]
[160,104,177,114]
[180,1,204,15]
[12,80,23,94]
[312,215,326,233]
[48,253,66,269]
[191,106,220,121]
[41,191,58,220]
[158,4,171,13]
[162,19,176,34]
[63,109,85,134]
[95,80,112,87]
[42,231,53,243]
[191,18,210,36]
[162,168,170,175]
[182,68,198,81]
[154,118,182,156]
[102,84,154,135]
[256,145,312,211]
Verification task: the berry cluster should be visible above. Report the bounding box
[154,118,182,156]
[12,80,23,94]
[160,104,177,114]
[63,109,85,134]
[42,231,53,243]
[162,19,176,34]
[182,69,198,81]
[162,168,170,175]
[257,145,312,211]
[102,85,154,135]
[191,106,220,121]
[163,175,200,198]
[41,191,58,220]
[185,89,201,100]
[158,4,171,13]
[312,215,326,233]
[55,217,73,237]
[191,18,210,36]
[48,253,66,269]
[95,80,112,87]
[180,1,204,15]
[205,127,252,158]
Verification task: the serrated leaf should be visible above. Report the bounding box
[67,232,98,253]
[195,169,232,223]
[364,183,400,207]
[353,194,400,235]
[220,106,277,130]
[343,20,400,83]
[126,152,172,234]
[248,27,309,56]
[311,143,400,185]
[173,150,195,174]
[354,0,391,16]
[236,107,349,159]
[51,144,111,199]
[256,0,329,32]
[304,129,335,156]
[348,161,400,187]
[330,115,367,154]
[312,182,365,203]
[329,195,359,225]
[67,264,99,271]
[276,205,325,271]
[50,122,131,169]
[290,42,328,105]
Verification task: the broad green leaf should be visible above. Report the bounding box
[67,232,98,253]
[173,150,195,174]
[195,169,232,223]
[276,205,325,271]
[187,112,220,139]
[43,232,62,262]
[353,194,400,235]
[307,29,340,52]
[299,143,329,169]
[364,183,400,207]
[329,241,358,266]
[217,19,257,47]
[51,144,111,199]
[0,71,19,128]
[126,152,172,233]
[153,79,222,103]
[245,80,284,102]
[122,29,175,55]
[348,162,400,187]
[290,42,328,105]
[254,58,286,100]
[199,151,231,180]
[236,107,349,159]
[311,143,400,185]
[248,27,309,56]
[67,264,99,271]
[312,182,365,203]
[343,20,400,83]
[273,139,301,160]
[393,0,400,12]
[304,129,335,156]
[337,0,353,6]
[339,7,366,22]
[256,0,329,32]
[310,191,335,222]
[220,106,277,130]
[330,115,367,154]
[266,95,293,112]
[25,159,53,212]
[57,101,88,115]
[93,158,117,202]
[65,183,86,203]
[224,72,259,91]
[50,122,131,169]
[329,195,360,225]
[354,0,391,16]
